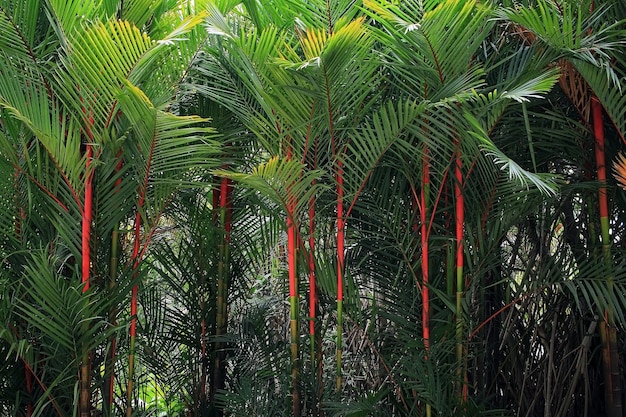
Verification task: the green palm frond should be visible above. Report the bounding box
[119,0,163,29]
[466,112,560,196]
[116,81,220,224]
[573,57,626,140]
[218,156,325,218]
[56,20,155,137]
[343,99,429,209]
[365,0,494,91]
[0,2,52,63]
[499,0,626,141]
[9,248,126,415]
[45,0,100,39]
[55,13,207,138]
[499,0,623,63]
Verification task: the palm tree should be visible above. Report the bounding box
[498,1,626,415]
[186,1,581,416]
[0,1,221,415]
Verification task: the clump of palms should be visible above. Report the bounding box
[3,1,626,417]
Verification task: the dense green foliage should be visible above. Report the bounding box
[2,0,626,416]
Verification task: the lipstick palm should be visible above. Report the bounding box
[0,1,220,415]
[193,1,568,414]
[501,2,626,415]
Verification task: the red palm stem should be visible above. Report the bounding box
[593,97,622,417]
[421,150,430,348]
[82,144,93,292]
[126,202,143,417]
[454,142,466,402]
[336,159,345,392]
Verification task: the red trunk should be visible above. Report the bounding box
[210,175,233,417]
[130,208,142,333]
[79,142,94,417]
[335,160,345,392]
[593,99,608,220]
[220,178,233,238]
[82,144,93,292]
[126,201,143,416]
[455,145,467,402]
[337,162,345,304]
[308,193,317,339]
[455,155,464,284]
[287,216,297,300]
[421,151,430,348]
[593,97,622,417]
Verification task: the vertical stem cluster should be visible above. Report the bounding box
[308,171,323,415]
[592,97,622,417]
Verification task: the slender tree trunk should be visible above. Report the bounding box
[420,149,431,349]
[287,198,300,417]
[212,177,232,417]
[308,180,322,416]
[282,137,301,416]
[305,130,322,416]
[79,143,94,417]
[103,229,119,416]
[104,154,123,416]
[126,205,143,417]
[420,148,432,417]
[336,160,345,393]
[82,144,93,292]
[206,179,220,415]
[454,140,466,401]
[592,97,622,417]
[14,160,33,417]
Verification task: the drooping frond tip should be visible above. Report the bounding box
[613,152,626,190]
